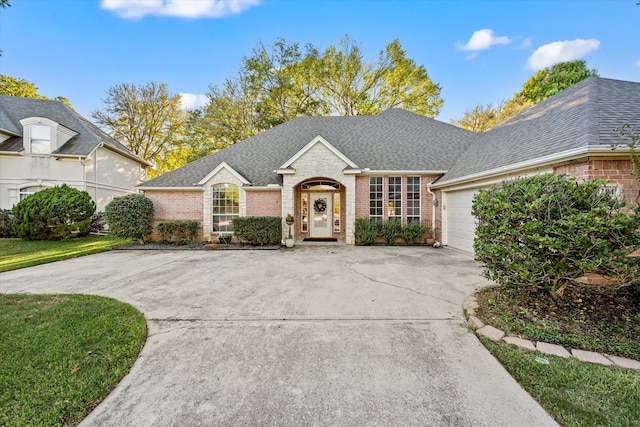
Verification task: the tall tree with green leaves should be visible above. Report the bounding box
[92,82,188,177]
[0,75,72,108]
[188,35,443,159]
[453,60,596,132]
[520,60,598,104]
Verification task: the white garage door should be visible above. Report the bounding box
[444,189,478,253]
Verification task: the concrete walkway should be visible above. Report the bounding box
[0,246,558,426]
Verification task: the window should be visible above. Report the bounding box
[30,124,51,154]
[369,177,383,220]
[301,193,309,232]
[333,194,340,233]
[406,177,421,223]
[212,183,239,232]
[19,186,47,201]
[388,177,402,218]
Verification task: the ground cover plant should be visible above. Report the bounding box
[475,284,640,426]
[0,294,147,426]
[0,236,129,272]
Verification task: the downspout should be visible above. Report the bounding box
[426,181,437,240]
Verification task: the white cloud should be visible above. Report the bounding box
[101,0,261,19]
[518,37,532,49]
[179,93,209,110]
[635,59,640,68]
[457,29,510,51]
[527,38,600,70]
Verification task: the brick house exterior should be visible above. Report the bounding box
[139,77,640,251]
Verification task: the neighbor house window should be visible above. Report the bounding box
[369,177,383,220]
[212,183,239,232]
[30,124,51,154]
[406,176,421,223]
[19,186,47,201]
[388,177,402,219]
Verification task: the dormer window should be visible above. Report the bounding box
[30,124,51,154]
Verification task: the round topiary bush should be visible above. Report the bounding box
[12,184,96,240]
[104,194,154,242]
[472,174,640,295]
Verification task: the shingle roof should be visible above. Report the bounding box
[0,95,148,165]
[434,77,640,186]
[140,108,476,188]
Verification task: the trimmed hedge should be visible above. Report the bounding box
[354,217,427,245]
[232,216,281,246]
[156,221,198,244]
[105,194,154,242]
[12,184,95,240]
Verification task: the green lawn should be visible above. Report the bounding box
[0,236,130,272]
[0,294,147,426]
[476,285,640,426]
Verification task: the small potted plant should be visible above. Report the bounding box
[285,214,295,248]
[424,227,435,246]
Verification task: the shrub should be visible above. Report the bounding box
[155,221,198,244]
[0,209,15,238]
[355,217,378,245]
[232,216,281,246]
[382,218,402,244]
[104,194,154,242]
[12,185,95,240]
[400,220,427,244]
[472,174,640,295]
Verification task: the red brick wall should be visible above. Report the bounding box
[554,159,640,207]
[355,174,441,237]
[246,190,281,216]
[143,190,204,240]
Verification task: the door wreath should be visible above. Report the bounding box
[313,198,327,213]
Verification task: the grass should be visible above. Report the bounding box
[0,236,130,272]
[0,294,147,426]
[475,284,640,426]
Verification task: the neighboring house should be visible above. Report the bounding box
[0,95,149,211]
[139,77,640,251]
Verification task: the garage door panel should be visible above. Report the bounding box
[444,189,477,253]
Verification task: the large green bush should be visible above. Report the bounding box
[232,216,281,246]
[354,217,426,245]
[155,220,198,244]
[104,194,154,242]
[472,174,640,295]
[0,209,15,238]
[12,185,95,240]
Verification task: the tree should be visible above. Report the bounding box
[12,185,95,240]
[520,60,598,104]
[92,82,188,177]
[187,36,443,159]
[452,60,595,131]
[0,75,73,108]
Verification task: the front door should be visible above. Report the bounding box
[310,193,332,238]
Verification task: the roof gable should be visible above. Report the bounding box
[197,161,250,185]
[279,135,358,170]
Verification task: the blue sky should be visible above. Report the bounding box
[0,0,638,123]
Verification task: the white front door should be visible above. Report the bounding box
[310,193,332,237]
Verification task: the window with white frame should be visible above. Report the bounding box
[406,176,421,223]
[212,183,239,232]
[19,186,48,201]
[30,124,51,154]
[387,177,402,219]
[369,177,383,220]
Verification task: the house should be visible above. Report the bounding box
[0,95,150,211]
[138,77,640,251]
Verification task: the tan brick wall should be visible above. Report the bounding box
[246,190,281,216]
[143,190,204,241]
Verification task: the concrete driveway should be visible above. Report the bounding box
[0,245,557,426]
